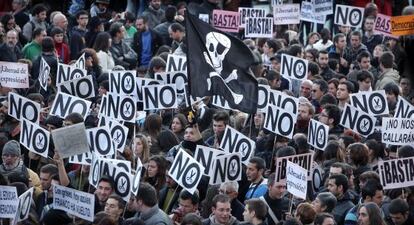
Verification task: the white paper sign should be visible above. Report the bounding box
[53,184,95,222]
[74,53,86,70]
[209,153,242,185]
[49,92,92,120]
[273,4,300,25]
[307,119,329,151]
[51,123,90,158]
[245,17,273,38]
[395,97,414,118]
[281,54,309,81]
[312,0,333,15]
[340,103,376,137]
[239,7,266,27]
[194,145,224,176]
[57,75,96,99]
[300,1,326,24]
[56,63,87,85]
[143,84,178,110]
[131,158,143,196]
[8,92,41,124]
[99,93,136,122]
[264,105,297,139]
[334,4,365,28]
[349,90,389,116]
[378,157,414,190]
[286,161,308,200]
[381,118,414,146]
[109,70,137,95]
[0,185,18,218]
[12,187,34,224]
[0,61,29,88]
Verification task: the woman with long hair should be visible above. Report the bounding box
[170,113,188,142]
[93,32,114,73]
[134,134,150,166]
[357,202,386,225]
[143,155,167,193]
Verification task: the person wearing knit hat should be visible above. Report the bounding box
[0,140,26,181]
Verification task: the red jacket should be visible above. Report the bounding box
[55,42,70,64]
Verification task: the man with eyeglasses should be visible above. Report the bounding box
[261,172,289,225]
[219,181,244,221]
[70,10,89,60]
[202,194,240,225]
[318,103,343,136]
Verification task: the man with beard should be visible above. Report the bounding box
[295,101,315,134]
[0,30,22,62]
[142,0,165,29]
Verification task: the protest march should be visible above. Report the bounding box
[0,0,414,225]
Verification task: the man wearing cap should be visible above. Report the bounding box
[0,140,41,191]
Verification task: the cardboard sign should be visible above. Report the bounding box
[286,161,308,200]
[99,93,136,122]
[212,10,239,33]
[220,126,255,165]
[143,84,178,110]
[349,90,389,116]
[74,53,86,70]
[168,148,204,194]
[300,1,326,24]
[381,118,414,146]
[209,153,242,185]
[87,126,115,157]
[8,92,41,124]
[273,4,300,25]
[39,57,50,91]
[136,78,160,102]
[0,61,29,88]
[211,95,232,110]
[131,158,143,196]
[307,119,329,151]
[375,14,399,38]
[56,63,87,85]
[267,89,299,116]
[239,7,266,28]
[275,152,313,182]
[166,54,187,72]
[194,145,224,176]
[391,14,414,36]
[20,119,50,158]
[155,71,188,95]
[312,0,333,15]
[58,75,95,99]
[379,157,414,189]
[89,156,132,201]
[109,70,137,95]
[52,123,90,158]
[395,97,414,118]
[53,184,95,222]
[264,105,297,139]
[0,186,18,218]
[340,103,376,138]
[281,54,308,81]
[12,187,33,225]
[334,4,364,28]
[245,17,273,38]
[49,92,92,120]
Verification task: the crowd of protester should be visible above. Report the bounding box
[0,0,414,225]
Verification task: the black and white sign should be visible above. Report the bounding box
[381,117,414,146]
[166,54,187,72]
[209,153,242,185]
[136,78,160,102]
[340,103,376,137]
[89,156,132,201]
[143,84,178,110]
[379,156,414,190]
[168,148,204,194]
[281,54,308,81]
[307,119,329,151]
[109,70,137,95]
[87,126,115,157]
[102,117,129,153]
[58,75,95,99]
[74,53,86,70]
[0,185,18,218]
[245,17,273,38]
[56,63,87,85]
[8,92,40,124]
[238,7,266,28]
[275,152,313,182]
[131,158,143,196]
[334,4,364,28]
[264,105,297,139]
[52,123,90,158]
[69,151,92,165]
[257,85,270,112]
[194,145,224,176]
[155,71,188,95]
[395,97,414,118]
[20,119,50,158]
[349,90,389,116]
[38,57,50,91]
[12,187,33,225]
[220,126,255,165]
[49,92,92,119]
[53,184,95,222]
[268,89,299,116]
[99,93,136,122]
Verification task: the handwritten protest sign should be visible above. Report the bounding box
[300,1,326,24]
[0,186,18,218]
[51,123,90,158]
[212,10,239,33]
[286,161,308,200]
[312,0,333,15]
[375,14,399,38]
[53,184,95,222]
[245,17,273,38]
[275,152,313,182]
[381,118,414,146]
[379,157,414,189]
[273,4,300,25]
[0,61,29,88]
[391,14,414,36]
